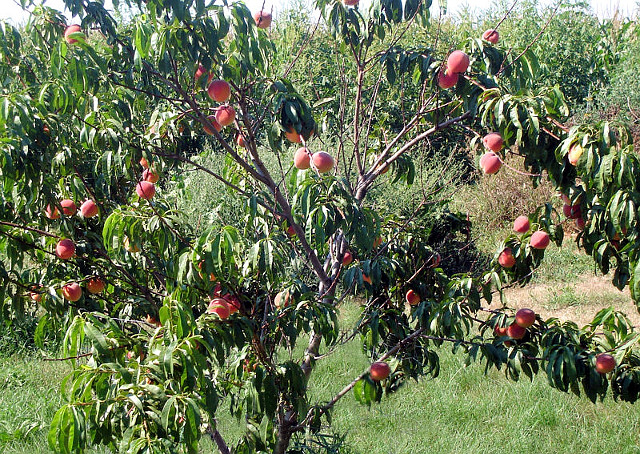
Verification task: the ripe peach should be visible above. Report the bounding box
[498,248,516,268]
[513,216,530,233]
[194,64,213,84]
[87,277,105,294]
[373,236,383,248]
[203,116,222,135]
[286,225,296,237]
[207,79,231,102]
[215,105,236,127]
[64,24,83,44]
[482,133,504,152]
[140,157,149,169]
[312,151,334,173]
[530,231,550,250]
[506,323,526,340]
[362,273,373,285]
[56,239,76,260]
[145,314,161,327]
[294,147,311,170]
[595,353,616,374]
[142,169,160,184]
[494,325,508,336]
[342,250,353,266]
[207,298,230,319]
[370,361,391,381]
[446,50,470,73]
[406,289,421,306]
[515,308,536,328]
[479,151,502,174]
[253,10,272,29]
[285,127,302,143]
[568,143,584,166]
[62,282,82,302]
[563,204,581,219]
[45,204,60,220]
[236,133,246,148]
[575,217,586,230]
[438,69,459,89]
[60,199,77,216]
[30,290,43,302]
[80,199,98,218]
[275,290,291,309]
[482,29,499,44]
[136,181,156,200]
[344,0,359,5]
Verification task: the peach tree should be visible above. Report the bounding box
[0,0,639,452]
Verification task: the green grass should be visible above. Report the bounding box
[2,323,639,454]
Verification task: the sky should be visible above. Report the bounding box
[1,0,638,24]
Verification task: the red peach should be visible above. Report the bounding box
[515,308,536,328]
[513,216,530,233]
[136,181,156,200]
[530,231,550,250]
[479,152,502,174]
[446,50,470,73]
[215,105,236,127]
[207,80,231,102]
[80,200,98,218]
[294,147,311,170]
[56,239,76,260]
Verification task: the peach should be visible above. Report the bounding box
[62,282,82,302]
[498,248,516,268]
[56,239,76,260]
[438,69,458,89]
[482,29,499,44]
[64,24,83,44]
[343,0,359,5]
[370,361,391,381]
[494,325,508,336]
[142,169,160,184]
[136,181,156,200]
[80,199,98,218]
[530,231,550,250]
[215,105,236,127]
[207,79,231,102]
[513,216,530,233]
[294,147,311,170]
[563,204,581,219]
[253,10,272,29]
[515,308,536,328]
[60,199,77,216]
[286,225,296,237]
[342,250,353,266]
[506,323,526,340]
[285,127,302,143]
[140,157,149,169]
[203,115,222,135]
[275,290,291,309]
[482,133,504,152]
[194,64,213,84]
[207,298,230,319]
[479,151,502,174]
[87,277,105,294]
[446,50,470,73]
[575,217,586,230]
[45,204,60,220]
[312,151,334,173]
[568,143,584,166]
[236,133,246,148]
[595,353,616,374]
[405,289,421,306]
[362,273,373,285]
